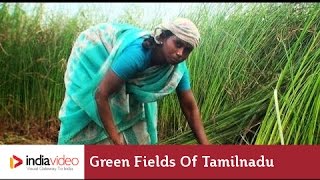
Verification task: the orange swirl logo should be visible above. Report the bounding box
[10,155,23,169]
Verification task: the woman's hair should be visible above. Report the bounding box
[142,30,174,49]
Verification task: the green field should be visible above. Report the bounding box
[0,3,319,144]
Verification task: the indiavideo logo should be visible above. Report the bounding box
[10,155,23,169]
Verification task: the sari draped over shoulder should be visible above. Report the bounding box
[58,23,186,144]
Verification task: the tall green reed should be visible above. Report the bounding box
[1,3,319,145]
[161,3,320,144]
[255,5,320,144]
[0,3,92,125]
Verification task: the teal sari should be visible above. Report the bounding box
[58,23,186,144]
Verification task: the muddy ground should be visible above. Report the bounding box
[0,118,168,144]
[0,118,59,144]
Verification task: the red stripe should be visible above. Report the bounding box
[84,145,319,179]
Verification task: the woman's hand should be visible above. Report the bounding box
[113,133,126,145]
[177,90,210,145]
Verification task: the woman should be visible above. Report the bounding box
[58,17,209,145]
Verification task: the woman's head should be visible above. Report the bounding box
[144,17,200,65]
[153,17,200,48]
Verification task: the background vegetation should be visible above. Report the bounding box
[0,3,319,144]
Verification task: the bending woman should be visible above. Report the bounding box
[58,17,209,145]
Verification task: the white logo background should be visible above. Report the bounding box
[0,145,84,179]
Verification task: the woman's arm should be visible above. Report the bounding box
[176,89,210,145]
[95,69,125,145]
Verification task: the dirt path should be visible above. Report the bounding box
[0,118,59,144]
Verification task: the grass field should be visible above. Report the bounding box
[0,3,319,144]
